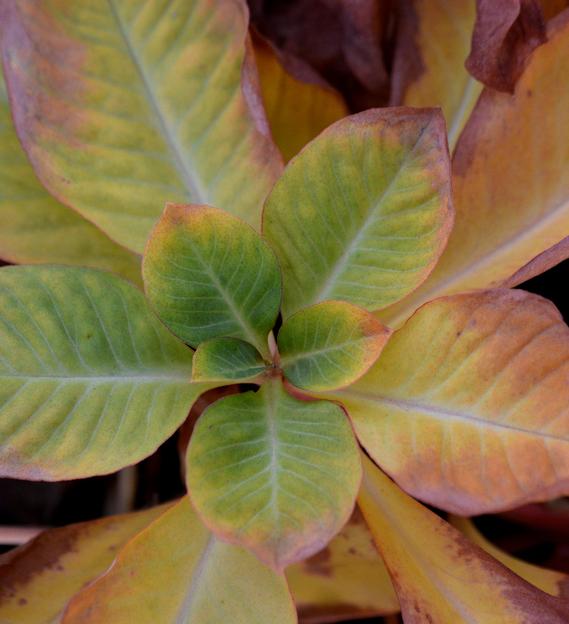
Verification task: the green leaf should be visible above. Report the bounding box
[62,497,297,624]
[263,108,453,317]
[143,204,281,358]
[278,300,391,392]
[0,0,282,253]
[186,377,361,570]
[0,266,209,480]
[193,337,268,383]
[0,67,141,284]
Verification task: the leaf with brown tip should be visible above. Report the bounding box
[62,497,297,624]
[451,516,569,599]
[466,0,546,92]
[380,13,569,326]
[359,454,569,624]
[0,504,169,624]
[331,289,569,515]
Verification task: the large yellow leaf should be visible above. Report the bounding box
[286,507,399,623]
[451,516,569,599]
[62,497,297,624]
[0,0,282,253]
[0,67,141,283]
[380,13,569,327]
[392,0,483,152]
[254,34,347,162]
[0,504,169,624]
[329,289,569,515]
[359,454,569,623]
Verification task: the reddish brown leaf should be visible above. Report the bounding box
[249,0,391,109]
[466,0,547,92]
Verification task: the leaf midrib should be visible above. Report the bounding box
[362,470,481,624]
[312,122,430,305]
[175,534,216,623]
[280,335,370,367]
[183,233,267,357]
[106,0,207,203]
[342,389,568,443]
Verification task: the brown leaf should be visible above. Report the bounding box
[466,0,547,92]
[248,0,392,109]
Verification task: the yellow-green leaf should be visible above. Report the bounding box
[186,377,361,570]
[254,34,348,162]
[192,337,268,383]
[392,0,483,152]
[263,108,453,317]
[278,300,390,392]
[451,516,569,599]
[287,507,399,622]
[0,504,169,624]
[62,497,297,624]
[359,454,569,624]
[0,266,209,480]
[331,289,569,515]
[380,13,569,327]
[0,67,141,283]
[143,203,281,358]
[0,0,282,253]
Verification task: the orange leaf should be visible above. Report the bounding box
[332,289,569,514]
[253,34,347,162]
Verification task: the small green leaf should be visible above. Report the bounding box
[0,266,209,480]
[278,300,391,392]
[143,204,281,358]
[193,337,268,383]
[263,108,453,317]
[186,377,361,570]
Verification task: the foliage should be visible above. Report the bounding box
[0,0,568,622]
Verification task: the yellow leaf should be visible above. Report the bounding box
[0,0,282,252]
[0,67,141,284]
[254,35,347,162]
[393,0,483,151]
[62,497,297,623]
[359,454,569,623]
[287,507,399,623]
[0,504,169,624]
